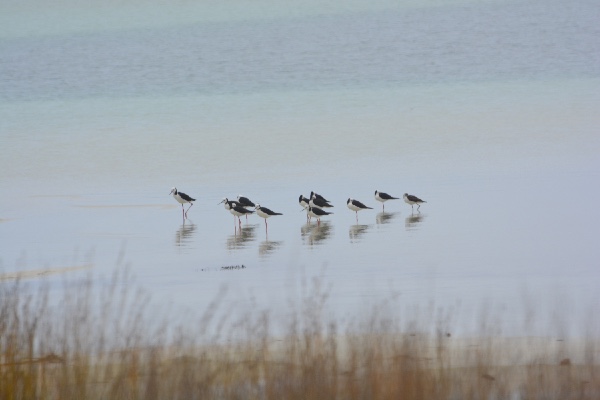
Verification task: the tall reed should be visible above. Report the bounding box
[0,270,598,399]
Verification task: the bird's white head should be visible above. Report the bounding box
[170,187,177,195]
[254,204,261,209]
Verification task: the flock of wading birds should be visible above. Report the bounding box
[170,188,427,229]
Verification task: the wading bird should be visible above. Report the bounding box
[170,187,195,219]
[403,193,427,212]
[347,198,372,221]
[307,206,333,225]
[374,190,399,211]
[309,193,334,209]
[255,204,283,230]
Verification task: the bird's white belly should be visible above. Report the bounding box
[257,210,269,219]
[173,194,186,204]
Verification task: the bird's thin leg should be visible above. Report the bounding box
[185,203,193,218]
[417,204,421,211]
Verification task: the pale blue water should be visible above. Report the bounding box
[1,0,599,336]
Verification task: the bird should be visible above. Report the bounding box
[237,195,255,220]
[374,190,399,211]
[218,198,242,210]
[347,198,373,220]
[403,193,427,212]
[237,195,255,208]
[310,191,330,203]
[299,195,312,221]
[219,198,247,226]
[170,187,196,219]
[255,204,283,229]
[309,193,334,209]
[307,206,333,225]
[229,204,254,227]
[299,195,310,210]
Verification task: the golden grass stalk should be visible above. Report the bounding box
[0,269,598,399]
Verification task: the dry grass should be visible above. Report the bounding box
[1,270,598,399]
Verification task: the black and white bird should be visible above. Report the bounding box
[403,193,427,211]
[229,204,254,226]
[299,195,310,210]
[307,206,333,225]
[218,197,241,210]
[310,191,330,203]
[255,204,283,229]
[219,198,247,226]
[299,195,312,221]
[237,195,255,220]
[374,190,399,211]
[309,193,334,209]
[170,187,196,219]
[237,195,255,208]
[347,198,373,219]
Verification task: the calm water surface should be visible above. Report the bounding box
[1,0,599,335]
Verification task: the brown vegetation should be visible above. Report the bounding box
[1,271,598,399]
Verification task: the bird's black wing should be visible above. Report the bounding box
[353,200,372,209]
[380,192,398,200]
[179,192,195,202]
[233,206,254,214]
[262,207,282,216]
[407,194,424,203]
[311,207,332,216]
[313,197,333,208]
[238,196,255,207]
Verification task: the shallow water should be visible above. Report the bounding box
[1,0,599,336]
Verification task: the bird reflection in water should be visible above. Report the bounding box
[301,221,333,246]
[349,224,370,242]
[405,213,426,231]
[175,221,197,248]
[376,212,398,225]
[226,224,257,250]
[258,240,283,258]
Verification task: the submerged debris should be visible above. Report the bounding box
[221,264,246,270]
[200,264,247,272]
